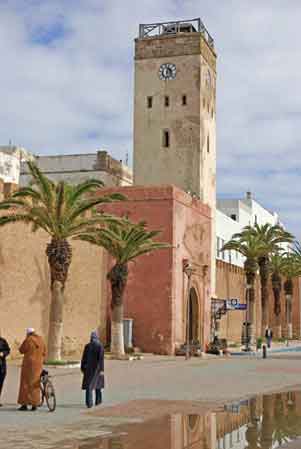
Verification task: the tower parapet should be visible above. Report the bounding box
[138,18,214,48]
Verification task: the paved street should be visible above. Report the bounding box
[2,353,301,448]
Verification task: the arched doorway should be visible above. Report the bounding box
[187,287,200,343]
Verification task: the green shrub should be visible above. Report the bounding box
[274,337,287,343]
[256,337,263,349]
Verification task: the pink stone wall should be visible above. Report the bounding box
[99,185,212,354]
[172,189,212,349]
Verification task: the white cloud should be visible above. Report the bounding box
[0,1,300,234]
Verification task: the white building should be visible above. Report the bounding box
[216,191,287,267]
[20,150,132,187]
[0,146,33,185]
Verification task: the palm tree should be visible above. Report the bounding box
[76,220,169,357]
[282,245,301,338]
[269,253,286,338]
[0,161,124,360]
[234,224,293,336]
[222,234,265,344]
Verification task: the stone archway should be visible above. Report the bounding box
[188,287,200,344]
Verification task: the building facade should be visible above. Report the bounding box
[216,192,288,268]
[20,150,132,187]
[99,185,212,354]
[133,18,217,295]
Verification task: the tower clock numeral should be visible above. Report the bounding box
[159,63,177,80]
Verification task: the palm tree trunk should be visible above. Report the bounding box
[284,279,293,339]
[272,273,282,338]
[46,238,72,360]
[108,263,128,357]
[246,269,256,345]
[248,283,256,345]
[111,304,125,357]
[259,257,270,337]
[47,281,64,360]
[286,295,293,339]
[275,308,282,339]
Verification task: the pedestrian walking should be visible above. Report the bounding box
[81,331,104,408]
[18,328,46,411]
[265,327,273,348]
[0,331,10,407]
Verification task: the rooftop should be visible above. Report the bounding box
[138,18,214,48]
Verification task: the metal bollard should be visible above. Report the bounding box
[262,344,267,359]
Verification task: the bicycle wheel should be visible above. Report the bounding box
[45,380,56,412]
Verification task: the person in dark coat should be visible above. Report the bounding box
[0,330,11,407]
[265,327,273,348]
[81,331,104,408]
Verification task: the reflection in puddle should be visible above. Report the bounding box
[73,391,301,449]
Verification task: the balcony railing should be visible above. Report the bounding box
[139,18,214,49]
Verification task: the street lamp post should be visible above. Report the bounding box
[183,261,194,360]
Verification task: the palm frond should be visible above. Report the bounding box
[66,179,105,206]
[12,187,42,202]
[75,220,169,264]
[26,161,55,211]
[0,214,35,226]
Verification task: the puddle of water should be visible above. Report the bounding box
[63,391,301,449]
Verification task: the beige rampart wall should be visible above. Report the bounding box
[0,223,106,358]
[216,260,301,342]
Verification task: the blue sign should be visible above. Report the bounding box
[226,300,247,311]
[237,304,247,310]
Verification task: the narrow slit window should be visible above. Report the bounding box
[164,96,169,107]
[207,135,210,153]
[147,96,153,108]
[163,130,170,148]
[182,95,187,105]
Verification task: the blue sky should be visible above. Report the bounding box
[0,0,301,235]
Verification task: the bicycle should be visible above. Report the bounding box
[40,369,56,412]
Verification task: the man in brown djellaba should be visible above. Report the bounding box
[18,328,46,411]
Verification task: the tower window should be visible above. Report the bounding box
[164,96,169,107]
[163,130,170,148]
[147,96,153,108]
[182,95,187,105]
[207,135,210,153]
[203,98,206,108]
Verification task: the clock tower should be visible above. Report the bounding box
[133,19,217,294]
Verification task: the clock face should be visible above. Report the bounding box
[159,63,176,80]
